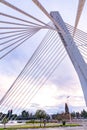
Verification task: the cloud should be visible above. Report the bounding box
[0,34,86,115]
[0,57,86,114]
[0,67,86,115]
[0,0,87,115]
[0,74,16,100]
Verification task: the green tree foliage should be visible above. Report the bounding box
[81,109,87,118]
[7,110,12,120]
[52,113,62,121]
[71,111,76,118]
[2,117,8,129]
[76,112,80,119]
[35,109,47,119]
[46,114,50,122]
[21,110,29,119]
[35,109,47,127]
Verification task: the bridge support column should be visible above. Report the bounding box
[50,11,87,105]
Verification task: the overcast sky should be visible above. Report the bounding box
[0,0,87,114]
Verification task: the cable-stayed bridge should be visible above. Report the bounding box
[0,0,87,120]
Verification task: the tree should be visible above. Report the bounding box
[35,109,47,127]
[46,114,50,122]
[21,110,29,119]
[0,112,3,120]
[7,110,12,120]
[71,111,76,118]
[65,103,69,114]
[2,117,8,129]
[81,109,87,118]
[76,112,80,119]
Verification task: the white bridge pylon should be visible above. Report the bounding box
[50,11,87,106]
[0,0,87,111]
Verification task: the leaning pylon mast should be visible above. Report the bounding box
[50,11,87,105]
[32,0,85,35]
[32,0,64,33]
[33,0,87,105]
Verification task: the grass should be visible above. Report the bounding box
[0,123,81,130]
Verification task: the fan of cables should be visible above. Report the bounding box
[0,0,53,59]
[66,23,87,63]
[0,0,87,121]
[0,29,67,120]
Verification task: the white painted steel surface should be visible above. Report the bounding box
[50,11,87,106]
